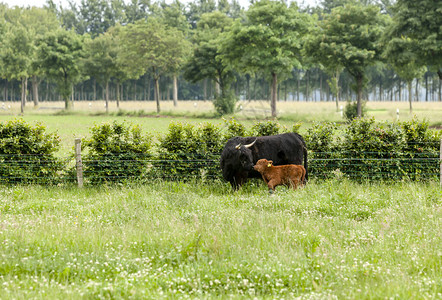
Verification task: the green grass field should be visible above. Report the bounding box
[1,101,441,299]
[1,100,441,154]
[0,180,441,299]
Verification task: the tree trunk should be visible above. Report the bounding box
[105,80,109,113]
[71,84,74,107]
[379,82,383,101]
[356,74,363,117]
[21,78,25,114]
[32,76,39,107]
[203,79,207,101]
[335,70,340,111]
[116,81,120,108]
[408,80,413,114]
[398,79,402,102]
[147,78,151,101]
[437,70,442,101]
[319,73,323,102]
[4,80,8,101]
[414,78,419,102]
[23,77,27,108]
[246,74,250,101]
[305,71,310,101]
[296,71,300,101]
[93,78,97,101]
[173,74,178,106]
[271,72,277,118]
[425,73,428,102]
[215,80,220,96]
[45,81,49,101]
[155,76,160,114]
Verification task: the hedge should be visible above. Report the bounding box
[0,117,440,185]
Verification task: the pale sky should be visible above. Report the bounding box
[1,0,319,10]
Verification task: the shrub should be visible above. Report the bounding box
[340,117,407,181]
[305,122,340,179]
[213,92,236,116]
[82,121,152,184]
[248,120,280,136]
[223,117,246,141]
[0,119,63,184]
[155,122,223,181]
[399,117,440,180]
[344,101,366,120]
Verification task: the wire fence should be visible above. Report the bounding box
[0,150,440,185]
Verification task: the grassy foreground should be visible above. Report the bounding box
[0,180,441,299]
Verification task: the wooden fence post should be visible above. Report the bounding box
[75,138,84,188]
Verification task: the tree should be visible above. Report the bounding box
[304,14,344,110]
[221,0,311,117]
[36,28,84,109]
[20,7,60,107]
[83,32,119,112]
[107,24,129,109]
[0,19,33,113]
[388,0,442,101]
[183,11,235,113]
[117,18,190,113]
[315,4,389,117]
[383,25,426,113]
[159,0,192,106]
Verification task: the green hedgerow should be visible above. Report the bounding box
[81,121,152,184]
[0,119,63,184]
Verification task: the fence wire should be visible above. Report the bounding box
[0,150,440,185]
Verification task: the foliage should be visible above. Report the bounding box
[82,32,119,111]
[309,117,440,181]
[82,121,152,184]
[248,119,281,136]
[117,17,191,113]
[35,28,84,109]
[316,3,390,117]
[305,122,339,178]
[344,100,367,121]
[213,92,236,116]
[388,0,442,77]
[154,121,223,180]
[221,0,312,117]
[0,119,63,184]
[183,11,235,100]
[222,117,246,140]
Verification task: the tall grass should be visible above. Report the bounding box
[0,180,440,299]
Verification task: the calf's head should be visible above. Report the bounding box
[254,159,273,173]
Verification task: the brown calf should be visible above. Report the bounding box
[253,159,306,192]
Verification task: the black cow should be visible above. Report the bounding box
[220,133,308,189]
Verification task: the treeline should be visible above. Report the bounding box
[0,0,441,116]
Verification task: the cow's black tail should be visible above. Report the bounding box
[303,145,308,183]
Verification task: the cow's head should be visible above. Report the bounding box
[233,139,256,171]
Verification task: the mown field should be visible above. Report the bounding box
[0,180,441,299]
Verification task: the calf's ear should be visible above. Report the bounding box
[267,160,273,167]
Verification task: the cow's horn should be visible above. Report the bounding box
[235,143,241,150]
[244,139,257,148]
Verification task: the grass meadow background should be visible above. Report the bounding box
[0,100,441,298]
